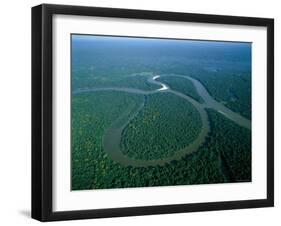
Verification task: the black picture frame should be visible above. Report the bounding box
[32,3,274,222]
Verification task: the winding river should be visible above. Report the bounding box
[73,74,251,167]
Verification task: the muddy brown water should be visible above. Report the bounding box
[73,74,251,167]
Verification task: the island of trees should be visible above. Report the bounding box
[120,93,202,160]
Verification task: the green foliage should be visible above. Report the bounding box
[191,72,251,119]
[206,109,251,181]
[120,93,202,160]
[72,36,251,120]
[72,92,251,190]
[72,73,161,91]
[157,76,204,103]
[71,91,143,190]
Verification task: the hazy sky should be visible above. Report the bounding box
[71,34,252,48]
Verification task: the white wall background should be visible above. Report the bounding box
[0,0,278,225]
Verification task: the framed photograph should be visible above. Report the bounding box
[32,4,274,221]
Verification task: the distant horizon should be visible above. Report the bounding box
[71,34,252,47]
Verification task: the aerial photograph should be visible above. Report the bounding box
[71,34,252,191]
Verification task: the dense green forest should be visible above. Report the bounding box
[72,73,160,91]
[206,109,251,181]
[72,91,251,190]
[120,93,202,160]
[190,71,251,119]
[156,76,204,103]
[71,91,143,190]
[72,67,251,120]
